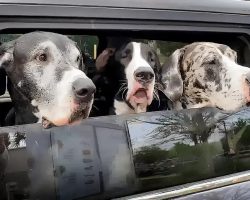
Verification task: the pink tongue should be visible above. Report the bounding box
[134,90,147,103]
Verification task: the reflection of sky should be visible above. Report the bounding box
[127,115,193,151]
[224,108,250,123]
[128,119,157,151]
[128,120,195,151]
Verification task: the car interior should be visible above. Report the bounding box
[1,30,250,126]
[1,29,250,199]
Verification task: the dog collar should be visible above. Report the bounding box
[125,100,135,111]
[115,87,135,111]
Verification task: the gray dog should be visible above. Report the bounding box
[160,42,250,111]
[0,31,95,128]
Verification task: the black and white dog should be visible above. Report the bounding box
[0,31,95,128]
[113,42,164,114]
[93,41,166,115]
[160,42,250,111]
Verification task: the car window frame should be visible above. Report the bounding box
[1,4,250,199]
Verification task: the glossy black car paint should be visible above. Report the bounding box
[1,0,250,199]
[1,107,250,199]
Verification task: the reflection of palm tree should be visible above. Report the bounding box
[221,118,249,155]
[0,132,26,149]
[145,109,218,145]
[13,132,26,148]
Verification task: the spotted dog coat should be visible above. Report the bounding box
[160,42,250,111]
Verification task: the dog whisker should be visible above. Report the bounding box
[153,90,161,108]
[122,87,128,101]
[155,85,165,94]
[92,104,99,111]
[117,84,127,95]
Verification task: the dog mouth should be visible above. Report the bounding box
[133,89,148,104]
[126,85,153,113]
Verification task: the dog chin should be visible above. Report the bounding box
[68,104,91,123]
[42,103,92,128]
[128,97,149,113]
[127,88,153,113]
[134,102,147,113]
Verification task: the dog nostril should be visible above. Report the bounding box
[75,88,89,97]
[72,78,96,100]
[134,67,155,82]
[148,73,154,80]
[135,71,154,81]
[246,74,250,84]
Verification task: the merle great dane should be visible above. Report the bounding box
[0,31,96,128]
[160,42,250,111]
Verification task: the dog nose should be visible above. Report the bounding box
[134,67,154,83]
[72,78,96,101]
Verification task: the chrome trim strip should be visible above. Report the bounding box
[114,171,250,200]
[0,92,11,102]
[0,97,11,102]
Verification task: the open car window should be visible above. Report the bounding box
[0,12,250,199]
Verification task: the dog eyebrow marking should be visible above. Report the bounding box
[131,42,151,67]
[30,41,59,56]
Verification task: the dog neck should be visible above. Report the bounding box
[170,96,213,110]
[114,100,136,115]
[7,82,39,125]
[113,87,136,115]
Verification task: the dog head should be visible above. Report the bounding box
[114,42,161,114]
[160,42,250,111]
[0,31,95,127]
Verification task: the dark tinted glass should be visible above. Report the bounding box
[1,107,250,199]
[127,107,250,193]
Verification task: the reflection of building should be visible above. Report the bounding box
[5,147,29,200]
[0,119,135,200]
[135,158,178,177]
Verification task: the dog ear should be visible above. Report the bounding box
[80,52,87,72]
[0,68,6,95]
[153,51,162,83]
[160,49,184,102]
[0,40,15,71]
[215,43,237,62]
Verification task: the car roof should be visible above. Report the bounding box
[0,0,250,15]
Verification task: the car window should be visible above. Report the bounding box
[1,28,250,199]
[1,108,250,199]
[127,107,250,192]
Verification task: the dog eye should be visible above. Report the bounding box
[121,53,128,58]
[122,49,130,58]
[206,60,216,65]
[37,53,47,62]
